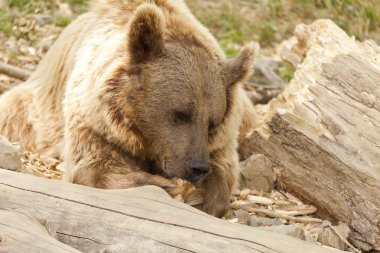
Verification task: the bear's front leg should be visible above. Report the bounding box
[72,157,184,197]
[199,160,237,218]
[64,126,188,198]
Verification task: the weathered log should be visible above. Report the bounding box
[0,211,81,253]
[239,20,380,251]
[0,169,343,253]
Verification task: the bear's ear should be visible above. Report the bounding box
[223,42,260,86]
[128,4,164,64]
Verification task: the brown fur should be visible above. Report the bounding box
[0,0,258,217]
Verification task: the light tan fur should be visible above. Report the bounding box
[0,0,258,217]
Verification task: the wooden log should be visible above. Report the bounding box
[239,20,380,251]
[0,169,342,253]
[0,211,82,253]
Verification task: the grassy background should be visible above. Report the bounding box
[187,0,380,56]
[1,0,379,57]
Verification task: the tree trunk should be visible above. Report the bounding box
[0,169,342,253]
[240,20,380,251]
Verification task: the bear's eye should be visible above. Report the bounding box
[173,111,192,124]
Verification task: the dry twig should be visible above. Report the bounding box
[327,223,361,253]
[0,62,31,81]
[274,206,317,216]
[230,204,322,223]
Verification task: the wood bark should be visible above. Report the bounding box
[239,20,380,251]
[0,169,343,253]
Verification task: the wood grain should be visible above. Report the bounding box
[0,211,81,253]
[240,20,380,251]
[0,169,342,253]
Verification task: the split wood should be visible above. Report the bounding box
[274,207,317,216]
[230,204,323,223]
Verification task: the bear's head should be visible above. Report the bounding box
[119,4,258,184]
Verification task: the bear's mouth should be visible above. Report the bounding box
[146,158,173,179]
[148,158,190,181]
[162,158,187,180]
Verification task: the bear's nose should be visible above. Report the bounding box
[188,160,210,184]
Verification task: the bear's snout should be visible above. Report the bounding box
[187,159,210,183]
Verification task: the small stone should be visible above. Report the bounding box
[308,227,323,235]
[227,218,238,223]
[335,223,350,239]
[55,3,73,20]
[233,209,250,225]
[318,223,350,250]
[259,225,306,240]
[5,38,18,55]
[249,216,283,227]
[239,154,275,192]
[31,14,53,26]
[37,36,56,53]
[305,235,318,244]
[0,135,22,171]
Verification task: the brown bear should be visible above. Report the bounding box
[0,0,258,217]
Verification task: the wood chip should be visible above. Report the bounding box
[230,204,323,223]
[20,151,62,180]
[247,195,274,205]
[274,206,317,216]
[240,188,251,196]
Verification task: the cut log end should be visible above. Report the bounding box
[240,20,380,251]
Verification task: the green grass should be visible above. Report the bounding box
[279,62,296,82]
[2,0,380,57]
[268,0,285,17]
[8,0,57,12]
[313,0,380,38]
[8,0,31,10]
[0,10,13,35]
[68,0,88,5]
[2,0,89,36]
[54,15,72,27]
[188,0,380,55]
[5,0,88,19]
